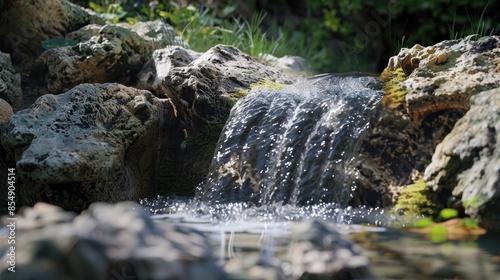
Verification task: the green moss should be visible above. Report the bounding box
[380,67,408,110]
[229,79,287,105]
[395,179,440,216]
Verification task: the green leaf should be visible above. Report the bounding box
[439,208,459,220]
[462,218,479,229]
[413,217,434,228]
[430,226,447,243]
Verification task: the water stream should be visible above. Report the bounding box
[139,75,500,278]
[198,75,382,207]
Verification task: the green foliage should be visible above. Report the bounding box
[439,208,459,220]
[86,0,499,73]
[394,179,439,216]
[429,226,448,243]
[413,217,435,228]
[462,218,479,229]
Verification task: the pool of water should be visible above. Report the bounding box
[138,196,500,279]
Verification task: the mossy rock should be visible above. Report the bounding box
[395,179,441,216]
[229,79,287,105]
[380,67,408,111]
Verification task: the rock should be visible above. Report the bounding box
[0,52,22,109]
[0,202,228,280]
[225,254,287,280]
[0,0,104,73]
[0,83,172,211]
[0,98,13,122]
[164,44,296,127]
[356,36,500,209]
[260,53,312,75]
[137,46,201,93]
[160,45,297,195]
[290,219,373,279]
[32,20,189,94]
[386,36,500,125]
[424,87,500,231]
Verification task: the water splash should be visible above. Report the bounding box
[197,75,383,207]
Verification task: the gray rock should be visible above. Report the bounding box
[137,46,201,93]
[0,52,22,109]
[159,45,297,195]
[260,53,312,75]
[0,0,104,73]
[0,98,13,122]
[290,219,373,279]
[1,83,172,210]
[387,36,500,125]
[424,87,500,231]
[356,36,500,209]
[163,44,296,128]
[31,20,189,94]
[0,202,228,280]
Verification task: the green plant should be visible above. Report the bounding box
[448,2,495,40]
[439,208,459,220]
[89,0,128,23]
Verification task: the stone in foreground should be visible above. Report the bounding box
[0,202,228,280]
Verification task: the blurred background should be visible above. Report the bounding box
[5,0,500,74]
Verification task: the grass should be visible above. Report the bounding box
[88,1,307,66]
[448,3,495,40]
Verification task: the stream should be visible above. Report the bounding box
[138,75,500,279]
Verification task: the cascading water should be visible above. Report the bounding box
[197,75,383,208]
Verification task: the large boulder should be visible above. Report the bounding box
[424,87,500,230]
[386,36,500,125]
[356,36,500,209]
[31,20,189,94]
[0,202,228,279]
[0,0,104,73]
[0,83,172,211]
[158,45,297,195]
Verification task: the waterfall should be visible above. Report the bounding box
[198,75,382,207]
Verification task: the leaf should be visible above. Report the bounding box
[429,226,447,243]
[413,217,434,228]
[461,218,479,229]
[439,208,459,220]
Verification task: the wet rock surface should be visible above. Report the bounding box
[160,44,298,195]
[0,202,228,280]
[425,87,500,231]
[290,219,373,279]
[1,83,172,210]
